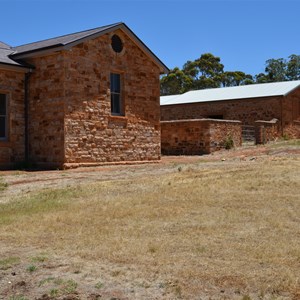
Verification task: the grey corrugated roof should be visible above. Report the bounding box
[160,94,181,104]
[160,80,300,106]
[13,23,122,55]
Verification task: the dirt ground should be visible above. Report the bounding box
[1,142,298,202]
[0,141,300,300]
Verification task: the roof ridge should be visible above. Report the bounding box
[13,22,123,49]
[161,80,300,105]
[183,80,300,93]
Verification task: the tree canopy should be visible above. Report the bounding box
[160,53,300,95]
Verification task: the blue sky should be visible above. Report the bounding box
[1,0,299,76]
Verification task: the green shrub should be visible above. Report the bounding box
[224,135,234,150]
[282,133,291,140]
[26,264,37,273]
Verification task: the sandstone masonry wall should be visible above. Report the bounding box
[0,69,25,167]
[161,119,241,155]
[282,88,300,138]
[63,29,161,167]
[255,119,280,144]
[208,119,242,152]
[161,96,282,126]
[161,88,300,140]
[26,53,65,168]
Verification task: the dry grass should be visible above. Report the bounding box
[1,157,300,299]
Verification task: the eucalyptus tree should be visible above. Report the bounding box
[160,67,193,96]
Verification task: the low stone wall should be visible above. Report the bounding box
[161,119,242,155]
[283,120,300,139]
[255,119,280,144]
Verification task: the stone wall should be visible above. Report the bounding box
[209,119,242,152]
[63,29,161,167]
[255,119,280,144]
[161,96,282,126]
[282,88,300,138]
[25,29,161,168]
[283,121,300,139]
[26,53,65,168]
[161,119,241,155]
[0,69,25,168]
[161,89,300,140]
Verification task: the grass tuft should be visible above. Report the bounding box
[0,177,8,191]
[9,296,29,300]
[0,257,20,270]
[26,264,37,273]
[95,281,104,289]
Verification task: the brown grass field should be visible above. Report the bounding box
[0,140,300,299]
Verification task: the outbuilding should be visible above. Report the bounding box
[160,81,300,155]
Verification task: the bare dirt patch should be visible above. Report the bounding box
[0,140,300,300]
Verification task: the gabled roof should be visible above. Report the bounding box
[10,22,169,74]
[0,41,29,70]
[160,80,300,106]
[0,41,11,49]
[12,23,121,55]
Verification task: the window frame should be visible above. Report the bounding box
[0,93,8,141]
[110,73,124,116]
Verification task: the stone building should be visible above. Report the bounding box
[160,81,300,154]
[0,22,168,168]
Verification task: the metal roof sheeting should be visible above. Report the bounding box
[160,80,300,106]
[160,94,181,105]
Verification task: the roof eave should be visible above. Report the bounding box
[119,23,169,74]
[11,23,169,74]
[10,44,65,59]
[160,94,287,106]
[0,62,32,72]
[282,82,300,96]
[62,23,169,74]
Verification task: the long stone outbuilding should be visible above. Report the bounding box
[0,23,169,169]
[160,81,300,154]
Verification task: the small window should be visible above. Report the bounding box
[0,94,7,140]
[111,35,123,53]
[110,73,123,115]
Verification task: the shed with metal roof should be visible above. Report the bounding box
[160,81,300,156]
[161,81,300,105]
[160,80,300,139]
